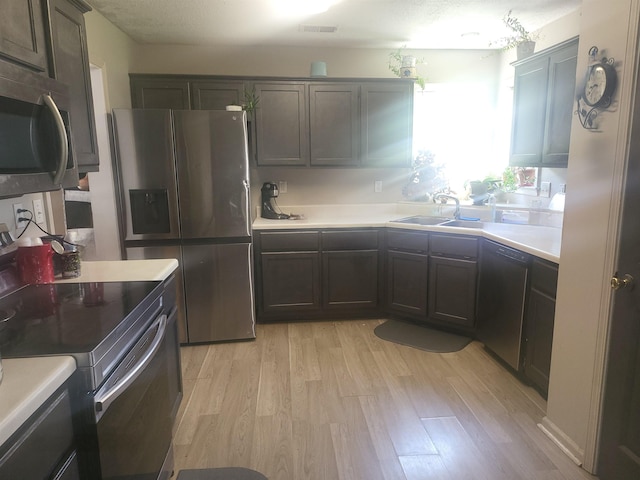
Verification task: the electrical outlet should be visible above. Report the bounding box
[33,199,45,224]
[279,181,288,193]
[13,203,28,230]
[374,180,383,193]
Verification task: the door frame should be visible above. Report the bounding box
[584,3,640,472]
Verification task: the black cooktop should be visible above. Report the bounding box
[0,281,162,362]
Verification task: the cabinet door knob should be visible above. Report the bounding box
[611,273,634,290]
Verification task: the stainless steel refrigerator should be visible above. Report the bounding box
[112,108,255,344]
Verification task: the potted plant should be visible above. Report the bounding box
[502,167,519,192]
[388,46,426,89]
[490,10,537,60]
[242,86,259,118]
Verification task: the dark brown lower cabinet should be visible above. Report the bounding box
[323,250,378,310]
[523,258,558,397]
[260,251,321,315]
[387,250,428,319]
[0,380,79,480]
[385,229,430,320]
[255,229,380,321]
[321,230,380,313]
[428,234,479,330]
[428,255,477,329]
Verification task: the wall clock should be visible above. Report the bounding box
[577,46,617,130]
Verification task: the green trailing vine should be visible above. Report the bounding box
[490,10,537,51]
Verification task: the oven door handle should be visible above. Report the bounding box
[93,313,167,418]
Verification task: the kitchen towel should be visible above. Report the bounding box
[374,319,471,353]
[177,468,267,480]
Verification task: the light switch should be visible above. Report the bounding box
[279,181,288,193]
[540,181,551,197]
[374,181,382,193]
[33,199,45,224]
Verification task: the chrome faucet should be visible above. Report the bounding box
[434,193,460,219]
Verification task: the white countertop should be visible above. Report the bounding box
[0,356,76,446]
[253,204,562,263]
[55,258,179,283]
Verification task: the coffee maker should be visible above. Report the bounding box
[261,182,290,219]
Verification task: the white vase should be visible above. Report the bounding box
[517,41,535,60]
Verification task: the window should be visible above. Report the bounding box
[412,83,508,196]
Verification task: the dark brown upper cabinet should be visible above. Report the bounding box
[127,75,414,168]
[130,76,191,109]
[190,80,245,110]
[253,81,309,166]
[46,0,99,172]
[360,82,413,168]
[309,83,360,166]
[510,38,578,168]
[0,0,49,73]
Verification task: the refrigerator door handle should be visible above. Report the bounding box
[242,179,251,227]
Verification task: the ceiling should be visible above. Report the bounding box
[87,0,581,50]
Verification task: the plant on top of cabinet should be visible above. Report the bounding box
[490,10,538,60]
[388,46,426,89]
[242,85,259,116]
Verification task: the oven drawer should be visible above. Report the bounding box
[89,309,178,480]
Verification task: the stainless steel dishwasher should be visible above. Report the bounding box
[477,239,531,370]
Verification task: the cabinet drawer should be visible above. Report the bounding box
[386,229,429,253]
[0,387,74,479]
[530,258,559,298]
[259,231,319,251]
[321,230,378,250]
[430,234,478,259]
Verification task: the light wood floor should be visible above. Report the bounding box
[173,319,597,480]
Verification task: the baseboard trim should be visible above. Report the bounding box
[538,417,584,466]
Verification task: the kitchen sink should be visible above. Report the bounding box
[391,215,453,225]
[439,220,484,228]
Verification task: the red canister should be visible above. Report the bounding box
[16,244,55,284]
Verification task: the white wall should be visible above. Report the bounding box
[0,193,52,240]
[84,9,137,110]
[79,9,139,259]
[544,0,639,471]
[86,65,122,260]
[131,44,499,81]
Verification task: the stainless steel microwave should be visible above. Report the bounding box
[0,67,78,199]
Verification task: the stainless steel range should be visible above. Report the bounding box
[0,276,182,480]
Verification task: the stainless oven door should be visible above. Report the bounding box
[92,307,179,480]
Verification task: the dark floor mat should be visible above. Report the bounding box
[374,319,472,353]
[177,467,268,480]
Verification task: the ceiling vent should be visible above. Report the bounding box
[299,24,338,33]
